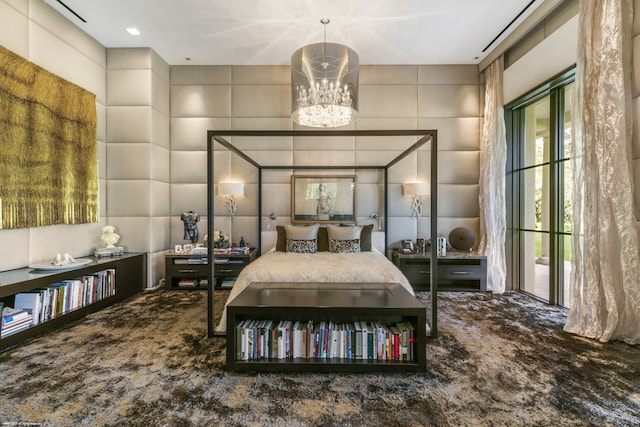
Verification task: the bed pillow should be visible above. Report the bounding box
[275,225,287,252]
[327,225,362,253]
[317,227,329,252]
[339,223,373,251]
[359,224,374,251]
[285,224,320,253]
[327,224,362,241]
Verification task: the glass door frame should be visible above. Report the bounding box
[505,68,575,306]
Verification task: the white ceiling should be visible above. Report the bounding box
[43,0,543,66]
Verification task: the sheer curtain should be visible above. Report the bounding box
[565,0,640,344]
[479,56,507,293]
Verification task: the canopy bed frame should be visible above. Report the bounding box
[206,130,438,339]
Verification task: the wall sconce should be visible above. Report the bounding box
[403,182,429,220]
[370,213,382,231]
[217,182,244,217]
[265,212,277,229]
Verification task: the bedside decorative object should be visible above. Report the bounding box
[449,227,476,251]
[100,225,120,248]
[181,211,200,244]
[402,182,429,220]
[96,226,124,257]
[212,230,230,249]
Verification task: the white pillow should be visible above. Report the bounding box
[284,224,320,240]
[327,224,362,241]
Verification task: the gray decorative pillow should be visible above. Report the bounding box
[286,239,317,253]
[329,239,361,253]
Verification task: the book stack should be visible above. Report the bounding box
[177,279,198,288]
[0,269,116,338]
[235,319,416,362]
[1,307,33,338]
[94,246,124,258]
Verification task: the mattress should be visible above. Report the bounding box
[215,250,413,333]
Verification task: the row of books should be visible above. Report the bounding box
[213,247,251,255]
[0,307,33,339]
[235,319,416,362]
[0,269,116,339]
[177,278,208,288]
[174,257,207,265]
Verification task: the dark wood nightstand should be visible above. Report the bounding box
[164,250,257,290]
[392,251,487,291]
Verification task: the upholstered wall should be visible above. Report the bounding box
[169,65,483,252]
[0,0,107,271]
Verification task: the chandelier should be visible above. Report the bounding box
[291,19,359,128]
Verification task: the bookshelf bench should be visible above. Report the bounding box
[226,282,427,372]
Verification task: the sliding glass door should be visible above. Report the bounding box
[506,70,574,308]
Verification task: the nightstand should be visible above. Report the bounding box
[164,250,257,290]
[392,251,487,291]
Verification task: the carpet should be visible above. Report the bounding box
[0,290,638,426]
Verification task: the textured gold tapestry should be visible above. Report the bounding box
[0,45,98,229]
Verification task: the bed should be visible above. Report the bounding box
[214,226,414,333]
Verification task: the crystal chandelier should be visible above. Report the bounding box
[291,19,359,128]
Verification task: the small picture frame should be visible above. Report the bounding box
[182,244,194,254]
[416,238,425,254]
[402,239,414,253]
[174,244,183,254]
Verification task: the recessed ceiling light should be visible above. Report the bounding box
[126,27,140,36]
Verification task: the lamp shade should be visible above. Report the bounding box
[402,182,429,196]
[291,42,359,128]
[218,182,244,196]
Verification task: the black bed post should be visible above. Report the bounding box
[430,131,438,337]
[207,131,215,338]
[258,167,263,256]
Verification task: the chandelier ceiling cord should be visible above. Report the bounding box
[291,18,359,128]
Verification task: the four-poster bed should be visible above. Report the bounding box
[206,130,439,361]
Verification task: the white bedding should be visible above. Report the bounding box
[215,250,413,332]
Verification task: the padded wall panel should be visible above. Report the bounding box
[107,180,152,217]
[107,70,152,105]
[170,184,207,216]
[418,84,480,117]
[437,152,480,184]
[171,151,207,183]
[172,118,231,150]
[171,84,231,117]
[0,1,28,56]
[152,108,170,149]
[107,106,152,143]
[107,143,151,180]
[107,47,152,69]
[150,182,170,217]
[358,85,418,118]
[418,65,480,84]
[30,24,106,102]
[231,85,290,118]
[418,117,481,151]
[171,65,231,85]
[293,150,356,167]
[232,65,289,84]
[151,145,170,182]
[293,136,355,150]
[152,70,170,116]
[359,65,418,84]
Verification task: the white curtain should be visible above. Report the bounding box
[479,56,507,293]
[565,0,640,344]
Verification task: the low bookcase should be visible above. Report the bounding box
[226,282,427,373]
[0,253,146,352]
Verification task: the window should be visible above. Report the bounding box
[505,69,574,307]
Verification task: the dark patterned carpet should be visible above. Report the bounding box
[0,289,638,426]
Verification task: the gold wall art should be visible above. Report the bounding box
[0,45,98,229]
